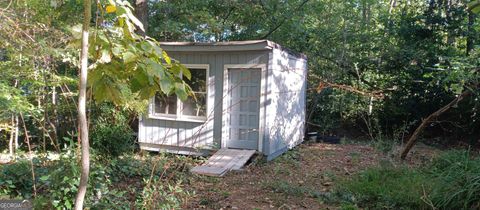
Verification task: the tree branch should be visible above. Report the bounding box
[400,89,472,160]
[259,0,310,39]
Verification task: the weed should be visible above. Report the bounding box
[334,162,430,209]
[275,149,301,166]
[348,152,361,164]
[334,150,480,209]
[426,150,480,209]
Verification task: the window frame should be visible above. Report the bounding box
[148,64,209,122]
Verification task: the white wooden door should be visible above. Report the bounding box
[226,68,261,150]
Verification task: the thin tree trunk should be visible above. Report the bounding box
[400,90,471,159]
[19,113,36,197]
[74,0,91,209]
[14,115,19,149]
[9,115,14,159]
[134,0,148,36]
[51,86,58,145]
[389,0,397,14]
[467,10,475,56]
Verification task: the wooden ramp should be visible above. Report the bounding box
[191,149,256,177]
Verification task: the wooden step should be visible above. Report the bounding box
[191,149,256,176]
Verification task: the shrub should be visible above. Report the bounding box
[91,124,134,157]
[90,102,136,157]
[0,160,34,198]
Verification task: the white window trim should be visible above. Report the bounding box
[148,64,210,123]
[222,64,266,152]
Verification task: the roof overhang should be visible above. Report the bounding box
[159,40,307,59]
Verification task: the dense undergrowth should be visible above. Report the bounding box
[334,150,480,210]
[0,151,201,209]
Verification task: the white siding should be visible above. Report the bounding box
[264,48,307,160]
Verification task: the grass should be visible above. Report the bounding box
[334,150,480,210]
[335,163,430,209]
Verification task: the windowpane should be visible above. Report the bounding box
[152,67,208,120]
[182,68,207,117]
[186,69,207,92]
[154,93,177,115]
[182,93,206,117]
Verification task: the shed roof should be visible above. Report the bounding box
[159,40,306,59]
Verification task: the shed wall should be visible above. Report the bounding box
[264,48,307,160]
[138,51,270,152]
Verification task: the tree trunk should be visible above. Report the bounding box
[389,0,397,14]
[134,0,148,36]
[9,115,15,159]
[467,10,475,56]
[14,115,19,150]
[400,90,471,159]
[74,0,91,209]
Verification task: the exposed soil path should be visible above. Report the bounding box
[186,142,384,209]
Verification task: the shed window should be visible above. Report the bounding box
[151,65,209,122]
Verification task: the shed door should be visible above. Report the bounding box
[226,68,261,150]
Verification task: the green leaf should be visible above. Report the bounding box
[175,82,188,101]
[122,51,137,64]
[65,200,72,209]
[88,69,104,87]
[160,77,173,94]
[138,87,156,99]
[180,65,191,80]
[163,51,171,65]
[125,7,145,32]
[40,176,49,181]
[130,69,149,92]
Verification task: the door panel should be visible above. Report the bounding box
[226,68,261,150]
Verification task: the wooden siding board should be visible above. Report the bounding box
[138,50,271,154]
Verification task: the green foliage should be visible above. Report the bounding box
[335,150,480,209]
[335,163,430,209]
[0,152,197,209]
[139,178,192,210]
[90,103,135,157]
[427,150,480,209]
[91,124,134,157]
[66,0,193,109]
[0,160,34,198]
[38,155,80,209]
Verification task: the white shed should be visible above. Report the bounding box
[138,40,307,161]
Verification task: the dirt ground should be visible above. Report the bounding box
[185,142,384,209]
[184,141,442,210]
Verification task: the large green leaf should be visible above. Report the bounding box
[160,77,173,94]
[174,82,188,101]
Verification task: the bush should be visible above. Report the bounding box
[90,102,136,157]
[91,124,135,157]
[0,160,34,198]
